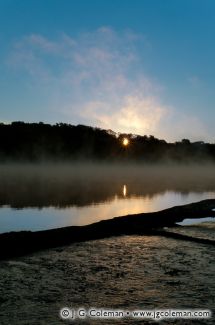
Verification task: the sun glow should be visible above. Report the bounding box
[122,137,129,146]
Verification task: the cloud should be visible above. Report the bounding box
[7,27,209,141]
[80,95,167,135]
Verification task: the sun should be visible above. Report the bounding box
[122,137,129,146]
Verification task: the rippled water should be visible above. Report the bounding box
[0,164,214,324]
[0,232,214,324]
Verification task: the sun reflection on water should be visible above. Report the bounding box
[123,185,127,197]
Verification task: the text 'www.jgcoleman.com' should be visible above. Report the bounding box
[60,307,212,321]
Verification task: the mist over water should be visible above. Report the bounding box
[0,162,215,233]
[1,162,215,207]
[1,163,215,325]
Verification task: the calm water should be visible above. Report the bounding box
[1,191,215,233]
[1,164,215,325]
[0,163,215,233]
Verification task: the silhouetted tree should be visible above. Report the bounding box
[0,122,214,162]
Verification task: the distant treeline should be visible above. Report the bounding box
[0,121,215,162]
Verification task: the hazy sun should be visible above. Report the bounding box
[122,137,129,146]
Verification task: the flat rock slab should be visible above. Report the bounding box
[0,199,215,260]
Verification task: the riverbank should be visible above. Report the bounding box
[1,199,215,260]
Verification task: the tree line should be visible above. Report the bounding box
[0,121,214,162]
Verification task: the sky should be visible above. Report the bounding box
[0,0,215,142]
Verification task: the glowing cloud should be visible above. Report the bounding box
[8,27,210,141]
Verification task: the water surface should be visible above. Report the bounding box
[0,163,215,233]
[1,235,214,324]
[0,164,215,324]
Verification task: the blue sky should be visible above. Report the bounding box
[0,0,215,141]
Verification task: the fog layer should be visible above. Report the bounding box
[0,163,215,208]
